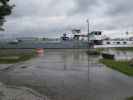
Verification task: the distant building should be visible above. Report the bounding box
[89,31,133,46]
[61,29,88,41]
[89,31,103,45]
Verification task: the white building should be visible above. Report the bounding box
[61,29,88,41]
[90,31,133,47]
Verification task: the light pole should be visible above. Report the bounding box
[87,19,91,49]
[86,19,90,43]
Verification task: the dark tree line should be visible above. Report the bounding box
[0,0,14,31]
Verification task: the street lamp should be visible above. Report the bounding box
[86,19,90,43]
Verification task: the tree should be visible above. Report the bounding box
[0,0,14,31]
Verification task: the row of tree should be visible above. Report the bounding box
[0,0,14,31]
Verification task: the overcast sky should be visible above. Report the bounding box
[1,0,133,38]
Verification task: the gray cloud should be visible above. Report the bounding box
[1,0,133,38]
[68,0,100,16]
[104,0,133,16]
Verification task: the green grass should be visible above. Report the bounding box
[127,97,133,100]
[0,49,36,64]
[99,59,133,76]
[0,54,35,64]
[96,48,105,52]
[115,47,133,51]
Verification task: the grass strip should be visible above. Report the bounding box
[99,59,133,76]
[126,96,133,100]
[0,54,35,64]
[115,47,133,51]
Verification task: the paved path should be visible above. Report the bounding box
[0,49,133,100]
[0,83,46,100]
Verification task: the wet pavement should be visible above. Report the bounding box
[0,49,133,100]
[103,49,133,60]
[0,82,45,100]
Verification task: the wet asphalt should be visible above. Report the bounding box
[0,49,133,100]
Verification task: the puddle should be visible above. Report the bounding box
[0,49,132,100]
[102,49,133,60]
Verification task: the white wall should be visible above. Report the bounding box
[103,40,133,45]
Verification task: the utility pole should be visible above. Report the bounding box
[86,19,90,43]
[87,19,91,49]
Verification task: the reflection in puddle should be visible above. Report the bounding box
[0,49,133,100]
[103,49,133,60]
[36,49,45,57]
